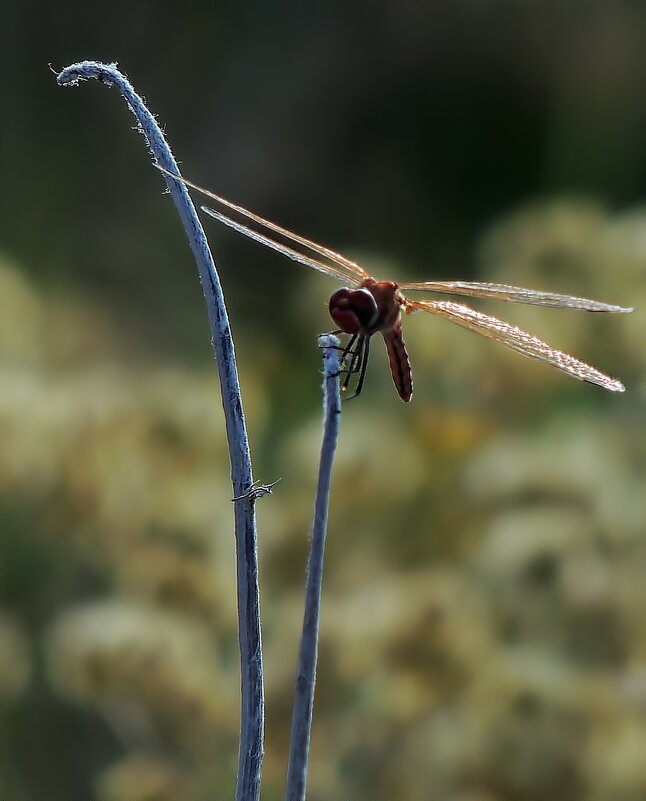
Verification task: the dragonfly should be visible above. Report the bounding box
[159,166,632,401]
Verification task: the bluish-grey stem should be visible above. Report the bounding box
[56,61,264,801]
[285,334,341,801]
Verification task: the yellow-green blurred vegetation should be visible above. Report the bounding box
[3,2,646,800]
[1,196,644,800]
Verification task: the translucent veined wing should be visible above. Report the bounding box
[157,165,368,283]
[398,280,632,313]
[405,298,626,392]
[200,205,362,285]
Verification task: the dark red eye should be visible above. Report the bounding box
[329,288,379,334]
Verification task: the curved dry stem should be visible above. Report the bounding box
[285,334,342,801]
[56,60,264,801]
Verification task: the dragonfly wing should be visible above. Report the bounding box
[157,165,368,281]
[398,280,632,313]
[406,298,626,392]
[201,206,361,285]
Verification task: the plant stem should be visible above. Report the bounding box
[56,61,264,801]
[285,334,342,801]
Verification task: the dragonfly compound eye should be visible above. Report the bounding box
[329,287,380,334]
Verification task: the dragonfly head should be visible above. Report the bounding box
[329,287,380,334]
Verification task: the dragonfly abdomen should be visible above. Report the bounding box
[382,324,413,402]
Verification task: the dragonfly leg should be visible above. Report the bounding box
[319,332,370,398]
[331,333,357,374]
[342,334,362,382]
[343,334,371,401]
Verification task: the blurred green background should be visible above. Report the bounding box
[1,2,646,800]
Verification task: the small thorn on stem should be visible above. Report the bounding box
[232,478,282,502]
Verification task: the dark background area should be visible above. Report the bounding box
[4,1,646,357]
[1,3,645,801]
